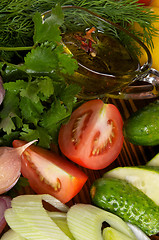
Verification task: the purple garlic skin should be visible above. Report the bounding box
[0,76,5,105]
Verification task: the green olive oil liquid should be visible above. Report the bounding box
[62,30,140,98]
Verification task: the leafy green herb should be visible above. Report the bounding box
[0,0,158,63]
[0,5,80,148]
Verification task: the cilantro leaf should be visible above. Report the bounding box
[20,124,40,141]
[4,80,27,93]
[20,81,40,103]
[23,46,59,72]
[0,91,20,118]
[20,124,52,148]
[58,50,78,75]
[36,76,54,100]
[19,97,44,126]
[49,4,64,27]
[33,5,63,44]
[0,115,16,135]
[60,84,81,111]
[40,100,70,131]
[0,131,20,146]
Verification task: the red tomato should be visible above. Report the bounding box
[137,0,152,6]
[12,140,88,203]
[58,100,124,170]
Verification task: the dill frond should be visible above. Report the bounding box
[0,0,158,62]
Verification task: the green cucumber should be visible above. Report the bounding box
[90,178,159,236]
[103,165,159,205]
[123,100,159,146]
[146,153,159,166]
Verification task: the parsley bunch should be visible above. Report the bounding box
[0,5,80,148]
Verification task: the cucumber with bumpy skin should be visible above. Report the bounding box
[123,100,159,146]
[90,177,159,236]
[103,165,159,205]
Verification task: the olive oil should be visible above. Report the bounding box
[62,30,140,98]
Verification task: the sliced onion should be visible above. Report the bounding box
[67,204,137,240]
[4,194,70,240]
[0,196,11,234]
[1,229,26,240]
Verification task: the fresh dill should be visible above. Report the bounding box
[0,0,158,58]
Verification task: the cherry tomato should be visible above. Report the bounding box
[137,0,152,6]
[58,100,124,170]
[12,140,88,203]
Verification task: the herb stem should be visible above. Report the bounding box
[0,46,33,52]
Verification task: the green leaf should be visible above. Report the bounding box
[0,111,23,135]
[0,115,16,135]
[37,76,54,99]
[20,81,40,103]
[60,84,81,111]
[36,126,52,148]
[19,97,44,126]
[20,124,52,148]
[0,131,20,147]
[49,4,64,26]
[40,100,70,131]
[20,124,40,141]
[33,5,63,44]
[58,52,78,75]
[4,80,27,93]
[23,46,58,72]
[0,91,20,118]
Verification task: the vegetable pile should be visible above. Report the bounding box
[0,0,159,238]
[0,1,159,148]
